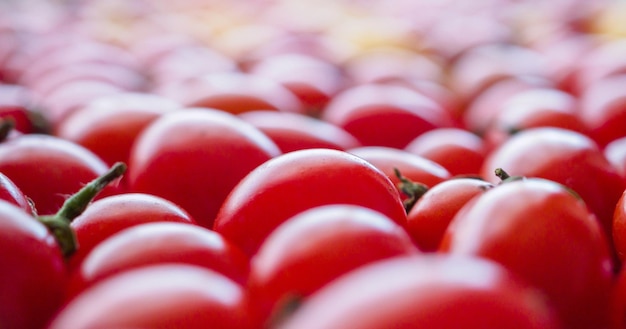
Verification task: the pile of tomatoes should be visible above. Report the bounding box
[3,0,626,328]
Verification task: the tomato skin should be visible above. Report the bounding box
[213,148,408,257]
[407,178,493,251]
[613,191,626,262]
[277,254,563,329]
[0,200,67,329]
[248,204,419,325]
[605,136,626,184]
[68,222,249,299]
[579,74,626,147]
[0,171,32,213]
[48,264,255,329]
[127,108,281,229]
[69,193,197,271]
[611,264,626,329]
[440,178,614,329]
[0,134,121,215]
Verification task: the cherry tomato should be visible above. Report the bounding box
[0,200,67,329]
[0,134,121,215]
[578,74,626,147]
[69,221,249,298]
[0,171,32,213]
[213,148,408,257]
[248,204,419,325]
[277,254,562,329]
[238,110,361,153]
[404,128,488,176]
[613,190,626,262]
[407,177,493,251]
[610,264,626,329]
[480,127,626,259]
[127,108,281,228]
[48,264,255,329]
[321,83,455,149]
[440,178,614,329]
[605,136,626,184]
[69,193,197,270]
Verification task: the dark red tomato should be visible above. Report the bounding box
[54,92,182,167]
[605,136,626,184]
[155,71,303,114]
[48,264,255,329]
[0,134,121,215]
[213,148,408,257]
[0,171,32,213]
[277,254,562,329]
[407,178,493,251]
[0,200,67,329]
[613,190,626,262]
[578,74,626,147]
[321,83,455,149]
[238,110,361,153]
[248,204,419,325]
[248,53,347,114]
[69,193,197,271]
[479,127,626,256]
[481,87,588,150]
[404,128,487,176]
[610,264,626,329]
[127,108,281,228]
[440,178,614,329]
[69,221,249,299]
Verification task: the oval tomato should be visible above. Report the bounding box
[0,171,32,213]
[213,148,407,257]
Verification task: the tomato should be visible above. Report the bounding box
[0,171,33,213]
[611,264,626,329]
[406,177,493,251]
[0,83,42,133]
[213,148,407,257]
[0,200,67,329]
[578,74,626,147]
[480,127,626,259]
[613,190,626,262]
[155,71,303,114]
[277,254,562,329]
[248,204,419,325]
[440,178,614,329]
[54,92,181,167]
[404,128,488,176]
[0,134,121,215]
[238,110,361,153]
[605,136,626,184]
[321,83,454,149]
[48,264,255,329]
[69,221,249,299]
[127,108,281,228]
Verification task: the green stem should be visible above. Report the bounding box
[393,167,429,213]
[37,162,127,257]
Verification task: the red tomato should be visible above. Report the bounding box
[69,193,197,270]
[578,74,626,147]
[248,204,419,325]
[480,127,626,258]
[0,134,121,215]
[69,221,249,298]
[48,264,255,329]
[605,136,626,184]
[440,178,614,329]
[404,128,488,176]
[0,83,41,133]
[407,178,493,251]
[321,83,455,149]
[611,264,626,329]
[0,171,32,213]
[127,108,281,228]
[277,254,562,329]
[238,110,361,153]
[213,148,408,257]
[0,200,67,329]
[613,190,626,262]
[54,92,181,167]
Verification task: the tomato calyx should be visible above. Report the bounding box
[494,168,526,184]
[266,293,304,328]
[37,162,127,257]
[393,167,429,213]
[0,118,15,142]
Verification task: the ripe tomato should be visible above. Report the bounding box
[48,264,255,329]
[578,74,626,147]
[238,110,361,153]
[69,221,249,299]
[0,171,32,213]
[605,136,626,184]
[248,204,419,325]
[127,108,281,228]
[613,190,626,262]
[69,193,197,270]
[440,178,614,329]
[407,177,493,251]
[277,254,562,329]
[321,83,454,149]
[213,148,407,257]
[0,134,121,215]
[610,263,626,329]
[0,200,67,329]
[404,128,488,176]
